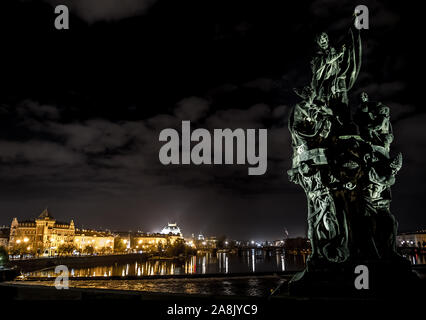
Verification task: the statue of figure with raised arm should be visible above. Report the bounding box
[285,15,418,296]
[310,24,361,125]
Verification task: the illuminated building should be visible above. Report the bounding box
[74,230,114,254]
[6,211,187,256]
[194,236,217,249]
[132,233,181,250]
[397,230,426,248]
[9,208,75,256]
[160,223,182,236]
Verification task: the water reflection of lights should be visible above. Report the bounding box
[251,249,255,272]
[26,250,332,278]
[217,253,229,274]
[24,277,282,297]
[185,255,196,274]
[24,249,426,285]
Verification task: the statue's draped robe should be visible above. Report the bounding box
[311,28,362,106]
[288,103,349,262]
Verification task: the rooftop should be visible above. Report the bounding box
[161,223,182,236]
[37,208,54,220]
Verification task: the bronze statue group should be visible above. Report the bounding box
[288,21,405,281]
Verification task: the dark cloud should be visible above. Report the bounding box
[0,140,83,166]
[174,97,210,122]
[17,100,60,120]
[44,0,157,23]
[205,104,271,130]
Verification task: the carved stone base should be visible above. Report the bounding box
[289,257,421,298]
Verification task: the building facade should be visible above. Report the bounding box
[9,209,75,256]
[7,211,186,256]
[194,235,217,250]
[161,223,182,236]
[397,231,426,248]
[74,230,114,254]
[132,233,182,251]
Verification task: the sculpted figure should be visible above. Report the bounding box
[353,92,371,131]
[351,91,403,258]
[356,92,394,157]
[287,16,414,294]
[311,32,347,103]
[362,152,402,258]
[288,87,349,263]
[310,26,361,124]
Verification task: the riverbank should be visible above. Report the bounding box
[1,274,424,302]
[2,274,288,299]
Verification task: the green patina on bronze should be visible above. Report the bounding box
[288,20,403,280]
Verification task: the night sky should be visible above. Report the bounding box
[0,0,424,240]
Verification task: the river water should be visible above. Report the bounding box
[28,249,307,278]
[21,250,304,297]
[20,250,423,297]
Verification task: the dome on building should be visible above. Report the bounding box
[160,223,182,236]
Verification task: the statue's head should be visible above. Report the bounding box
[360,92,369,103]
[379,106,390,117]
[316,32,329,50]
